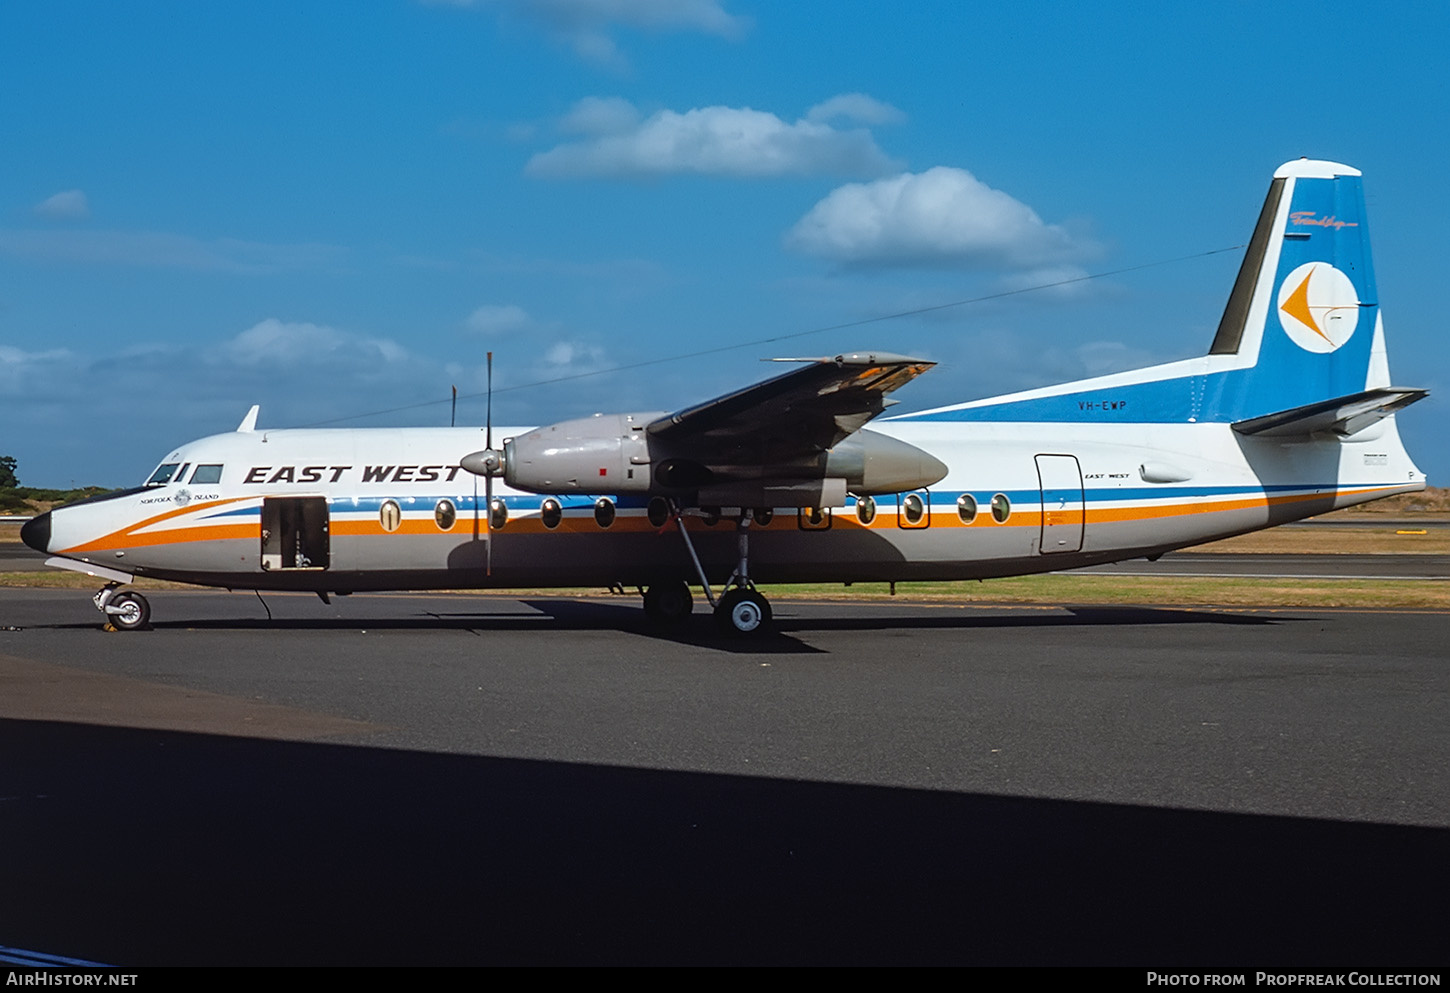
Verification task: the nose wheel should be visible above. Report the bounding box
[95,584,151,631]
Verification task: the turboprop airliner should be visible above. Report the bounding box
[20,159,1428,634]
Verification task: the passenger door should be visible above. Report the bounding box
[261,497,330,571]
[1035,454,1084,554]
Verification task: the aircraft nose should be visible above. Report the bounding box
[20,511,51,554]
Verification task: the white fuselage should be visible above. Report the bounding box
[33,414,1424,593]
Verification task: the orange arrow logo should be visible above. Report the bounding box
[1279,265,1332,342]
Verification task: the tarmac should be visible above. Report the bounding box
[1,588,1447,965]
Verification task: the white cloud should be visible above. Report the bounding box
[558,95,642,135]
[429,0,748,68]
[32,190,90,220]
[527,98,901,179]
[0,344,74,392]
[805,93,904,127]
[465,303,533,335]
[785,167,1099,270]
[1074,340,1158,377]
[992,264,1100,300]
[543,340,602,368]
[0,229,347,273]
[222,319,409,368]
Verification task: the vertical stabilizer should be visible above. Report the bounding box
[1202,159,1380,421]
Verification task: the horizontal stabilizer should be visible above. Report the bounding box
[1231,388,1427,438]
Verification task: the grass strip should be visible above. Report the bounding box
[3,571,1446,611]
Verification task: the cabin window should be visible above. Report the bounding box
[434,499,456,531]
[900,492,928,528]
[488,498,508,531]
[798,506,831,531]
[855,495,876,525]
[991,493,1011,523]
[541,499,563,530]
[753,508,774,526]
[146,463,181,486]
[190,464,224,485]
[957,493,978,524]
[647,496,671,528]
[379,499,402,533]
[594,497,616,529]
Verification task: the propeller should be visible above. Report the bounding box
[459,351,505,576]
[485,353,494,576]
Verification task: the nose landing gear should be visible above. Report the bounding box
[95,583,151,631]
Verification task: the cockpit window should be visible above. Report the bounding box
[190,464,223,485]
[146,463,181,486]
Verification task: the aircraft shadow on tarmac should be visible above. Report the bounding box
[40,597,1279,654]
[1,715,1443,967]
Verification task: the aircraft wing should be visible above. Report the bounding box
[646,352,935,463]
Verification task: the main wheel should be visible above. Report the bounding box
[108,591,151,631]
[714,587,772,635]
[643,581,693,624]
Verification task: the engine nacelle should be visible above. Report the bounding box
[503,412,662,494]
[824,430,948,495]
[497,414,947,504]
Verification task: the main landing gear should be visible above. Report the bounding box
[94,583,151,631]
[642,580,694,624]
[659,507,774,636]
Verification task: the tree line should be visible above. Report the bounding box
[0,456,114,514]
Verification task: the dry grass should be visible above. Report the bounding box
[1335,488,1450,513]
[765,575,1450,610]
[1190,525,1450,555]
[3,571,1446,612]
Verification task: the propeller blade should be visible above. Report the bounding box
[486,352,494,577]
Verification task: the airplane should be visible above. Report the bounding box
[20,159,1428,635]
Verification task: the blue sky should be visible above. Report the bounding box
[3,1,1447,487]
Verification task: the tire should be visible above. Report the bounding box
[643,581,693,624]
[108,592,151,631]
[714,588,772,635]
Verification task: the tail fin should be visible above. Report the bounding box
[1203,158,1390,421]
[894,158,1423,428]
